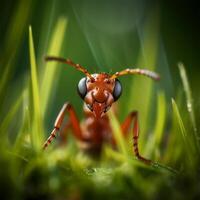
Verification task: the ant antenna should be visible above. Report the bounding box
[45,56,95,81]
[110,68,160,81]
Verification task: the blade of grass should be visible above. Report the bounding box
[178,62,199,151]
[37,0,56,61]
[108,110,129,158]
[128,8,160,149]
[29,26,43,151]
[7,151,29,163]
[0,0,34,98]
[40,17,68,115]
[154,92,166,147]
[151,161,179,175]
[163,92,182,164]
[104,145,178,175]
[14,106,31,151]
[172,99,187,143]
[14,87,31,150]
[145,91,166,158]
[0,94,23,139]
[171,98,196,170]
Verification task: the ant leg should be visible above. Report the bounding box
[43,102,83,149]
[59,121,71,145]
[121,111,152,164]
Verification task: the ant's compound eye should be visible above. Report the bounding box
[77,77,87,99]
[113,79,122,101]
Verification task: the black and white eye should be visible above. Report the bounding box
[113,79,122,101]
[77,77,87,99]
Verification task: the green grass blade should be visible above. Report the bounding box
[171,99,187,142]
[14,107,31,151]
[171,98,196,170]
[178,62,199,151]
[128,9,160,149]
[154,92,166,148]
[40,17,68,115]
[0,94,23,139]
[145,91,166,158]
[151,161,179,175]
[0,0,33,98]
[29,26,41,117]
[14,87,31,150]
[29,26,43,151]
[108,110,129,158]
[104,145,178,175]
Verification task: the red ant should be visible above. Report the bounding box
[43,56,160,164]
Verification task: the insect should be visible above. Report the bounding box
[43,56,160,164]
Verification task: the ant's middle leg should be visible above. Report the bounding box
[121,111,152,164]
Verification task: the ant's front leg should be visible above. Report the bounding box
[43,102,83,149]
[121,111,152,164]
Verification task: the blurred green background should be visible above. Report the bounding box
[0,0,200,199]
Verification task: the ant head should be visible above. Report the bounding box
[77,73,122,118]
[45,56,160,118]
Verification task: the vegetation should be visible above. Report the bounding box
[0,1,199,199]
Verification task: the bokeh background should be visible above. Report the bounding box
[0,0,200,199]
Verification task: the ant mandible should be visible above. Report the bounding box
[43,56,160,164]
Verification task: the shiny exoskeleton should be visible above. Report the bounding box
[43,56,160,164]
